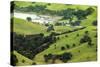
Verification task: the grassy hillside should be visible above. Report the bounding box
[13,25,97,65]
[13,18,80,35]
[13,18,47,35]
[11,1,97,66]
[13,51,33,66]
[33,26,97,64]
[81,7,97,26]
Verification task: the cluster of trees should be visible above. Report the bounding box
[12,32,57,59]
[74,7,94,20]
[55,20,81,26]
[44,52,72,63]
[14,3,94,21]
[80,31,93,46]
[46,26,86,37]
[61,43,76,51]
[47,24,55,32]
[61,27,86,35]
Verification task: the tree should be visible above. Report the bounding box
[92,20,97,26]
[76,34,79,37]
[59,52,72,63]
[48,53,53,59]
[72,43,76,47]
[54,44,56,49]
[45,23,49,26]
[85,31,89,34]
[85,7,94,15]
[22,59,25,63]
[88,40,93,47]
[65,35,68,37]
[26,17,32,22]
[44,55,48,62]
[66,44,70,49]
[32,62,37,65]
[74,21,81,26]
[80,34,91,44]
[61,46,65,50]
[47,3,51,5]
[47,24,54,32]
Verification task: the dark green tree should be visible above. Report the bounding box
[26,17,32,22]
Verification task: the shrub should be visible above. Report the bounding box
[80,34,91,43]
[26,17,32,22]
[88,41,93,47]
[47,3,51,5]
[76,34,79,37]
[61,46,65,50]
[78,50,80,53]
[22,59,25,63]
[65,35,68,37]
[54,44,56,49]
[32,62,36,65]
[55,22,62,26]
[85,31,89,34]
[94,34,97,38]
[57,36,60,40]
[47,25,55,32]
[92,20,97,26]
[66,44,70,49]
[44,55,48,62]
[50,32,59,36]
[48,53,53,59]
[73,44,76,47]
[72,43,76,47]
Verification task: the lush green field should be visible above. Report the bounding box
[12,1,97,66]
[13,18,47,35]
[34,26,97,64]
[13,18,81,35]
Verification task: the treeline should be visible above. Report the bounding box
[49,26,86,36]
[12,32,57,59]
[13,3,94,20]
[44,52,72,63]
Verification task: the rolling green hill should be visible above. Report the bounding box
[11,1,97,66]
[33,26,97,64]
[13,17,97,65]
[13,18,47,35]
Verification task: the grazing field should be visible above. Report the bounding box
[11,1,97,66]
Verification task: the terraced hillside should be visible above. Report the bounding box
[11,1,97,66]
